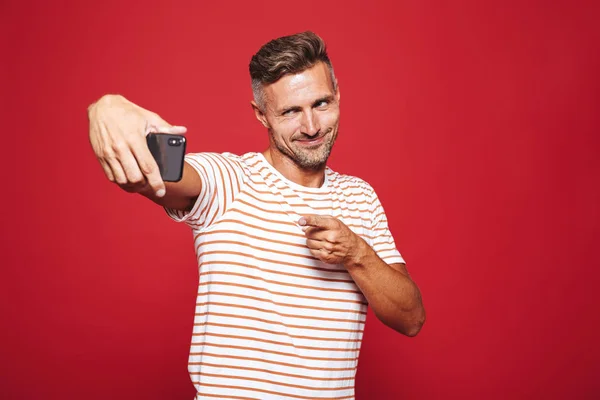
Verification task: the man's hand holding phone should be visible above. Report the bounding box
[87,94,187,197]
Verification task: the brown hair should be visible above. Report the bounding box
[249,31,336,109]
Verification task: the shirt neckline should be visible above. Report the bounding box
[254,152,332,194]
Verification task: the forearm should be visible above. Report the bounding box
[346,238,425,336]
[139,161,201,211]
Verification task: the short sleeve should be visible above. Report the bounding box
[164,152,245,230]
[367,186,406,265]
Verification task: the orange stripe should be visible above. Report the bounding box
[192,371,354,391]
[184,158,212,223]
[188,158,218,227]
[192,331,359,352]
[242,189,297,206]
[372,236,394,244]
[219,154,242,199]
[198,270,361,294]
[247,180,372,205]
[196,218,305,239]
[228,207,296,227]
[195,383,354,399]
[198,281,366,305]
[198,245,347,275]
[331,213,372,223]
[196,393,259,400]
[374,246,398,253]
[197,239,321,263]
[194,321,362,342]
[245,158,262,169]
[210,153,228,213]
[198,250,344,276]
[196,229,308,249]
[372,211,386,220]
[338,183,364,191]
[312,202,370,211]
[246,179,333,202]
[200,219,306,239]
[194,312,363,333]
[228,207,367,231]
[196,217,378,241]
[210,153,236,205]
[187,157,210,182]
[203,154,230,209]
[236,198,288,215]
[196,291,366,315]
[207,157,227,226]
[234,162,242,193]
[191,361,355,381]
[198,252,353,283]
[240,186,317,213]
[203,189,219,226]
[190,351,357,372]
[190,341,359,362]
[195,302,365,324]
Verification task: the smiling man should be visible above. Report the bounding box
[88,31,425,400]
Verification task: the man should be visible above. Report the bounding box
[88,31,425,400]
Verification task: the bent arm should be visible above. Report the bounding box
[346,239,425,337]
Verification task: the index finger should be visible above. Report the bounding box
[146,112,188,135]
[130,135,165,197]
[298,214,336,229]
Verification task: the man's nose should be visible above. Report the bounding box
[300,110,321,137]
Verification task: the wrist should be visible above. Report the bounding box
[345,235,371,270]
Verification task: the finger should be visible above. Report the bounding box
[98,158,115,182]
[307,247,336,264]
[119,177,149,193]
[303,225,326,237]
[116,144,145,185]
[317,248,338,264]
[106,157,128,185]
[146,113,187,135]
[299,214,335,229]
[151,125,188,134]
[130,135,166,197]
[304,227,335,242]
[301,226,311,236]
[306,238,334,252]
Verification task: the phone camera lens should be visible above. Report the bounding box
[168,138,181,146]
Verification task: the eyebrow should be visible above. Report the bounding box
[279,95,335,115]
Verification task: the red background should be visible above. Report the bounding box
[2,1,599,399]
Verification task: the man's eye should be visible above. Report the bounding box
[316,101,328,108]
[283,109,296,116]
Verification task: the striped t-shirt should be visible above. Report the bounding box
[166,152,404,400]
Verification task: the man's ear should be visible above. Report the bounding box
[335,82,341,103]
[251,101,270,129]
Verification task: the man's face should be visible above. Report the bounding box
[256,62,341,170]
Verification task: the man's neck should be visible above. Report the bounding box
[262,149,326,188]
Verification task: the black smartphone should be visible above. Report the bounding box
[146,133,187,182]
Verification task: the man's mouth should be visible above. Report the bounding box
[294,129,331,147]
[295,135,326,146]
